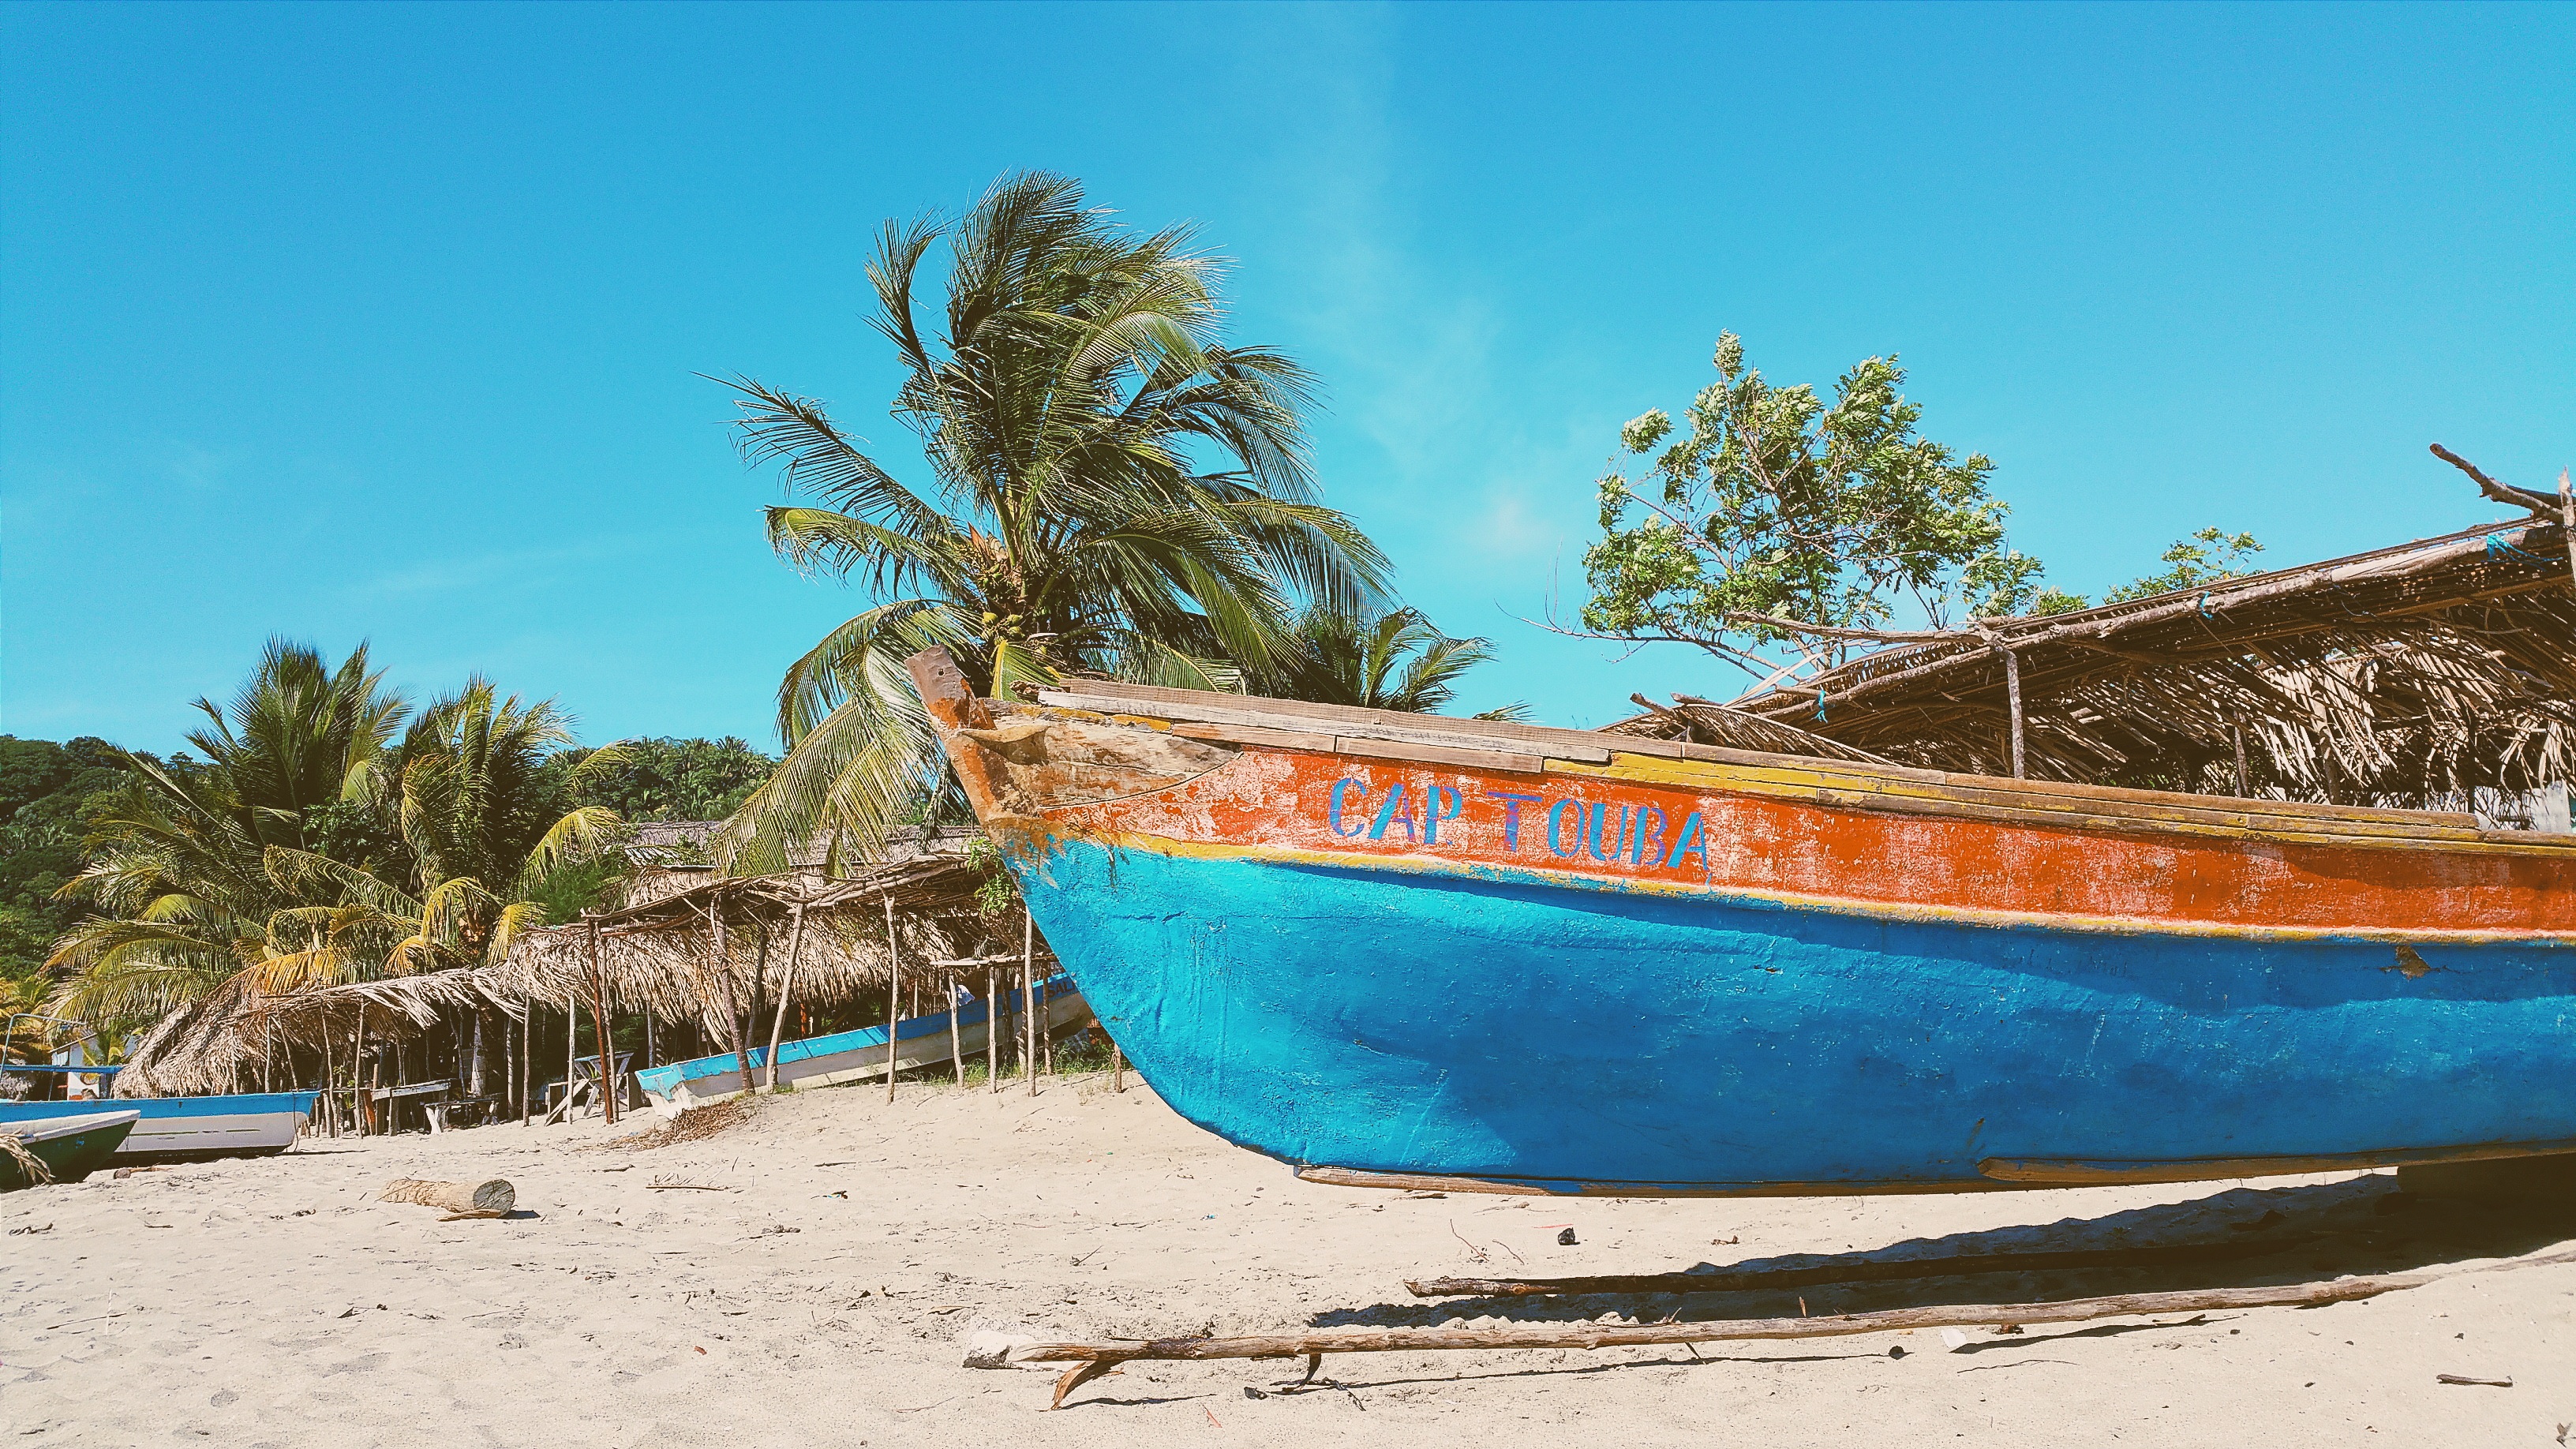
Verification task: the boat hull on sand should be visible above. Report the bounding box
[0,1092,316,1163]
[636,981,1094,1106]
[908,653,2576,1197]
[2,1110,140,1188]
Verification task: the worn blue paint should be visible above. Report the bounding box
[1013,840,2576,1191]
[633,978,1071,1099]
[0,1091,318,1125]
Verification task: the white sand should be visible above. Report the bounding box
[5,1078,2568,1447]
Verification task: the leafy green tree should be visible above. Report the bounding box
[2103,527,2266,604]
[1272,605,1526,719]
[1581,333,2071,678]
[0,736,133,975]
[713,171,1388,871]
[543,736,774,822]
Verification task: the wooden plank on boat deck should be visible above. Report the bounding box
[1038,688,1607,765]
[1333,736,1545,775]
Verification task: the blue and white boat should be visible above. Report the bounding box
[636,977,1092,1106]
[0,1084,317,1163]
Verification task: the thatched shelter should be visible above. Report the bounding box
[1608,515,2576,823]
[114,835,1030,1103]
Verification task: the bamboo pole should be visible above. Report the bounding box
[588,919,617,1126]
[1030,1275,2424,1409]
[519,997,530,1125]
[765,904,807,1092]
[987,961,1000,1093]
[884,896,900,1103]
[1023,909,1037,1097]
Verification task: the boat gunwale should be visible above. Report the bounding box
[1018,684,2576,859]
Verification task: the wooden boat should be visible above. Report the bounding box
[2,1110,140,1188]
[0,1091,317,1163]
[907,650,2576,1197]
[635,978,1094,1106]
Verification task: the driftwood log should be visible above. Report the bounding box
[1028,1275,2420,1409]
[1407,1233,2316,1298]
[380,1178,515,1219]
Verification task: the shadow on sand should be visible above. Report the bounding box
[1314,1172,2575,1331]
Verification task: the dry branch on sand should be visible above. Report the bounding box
[601,1098,755,1152]
[1029,1275,2423,1408]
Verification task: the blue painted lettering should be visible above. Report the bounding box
[1368,783,1417,843]
[1546,799,1583,856]
[1485,791,1541,851]
[1588,803,1619,861]
[1424,784,1464,845]
[1664,811,1710,871]
[1631,806,1668,865]
[1328,778,1370,837]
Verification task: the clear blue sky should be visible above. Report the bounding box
[5,2,2569,753]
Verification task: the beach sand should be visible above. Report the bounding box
[5,1077,2569,1447]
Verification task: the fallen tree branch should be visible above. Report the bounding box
[1406,1231,2316,1298]
[1028,1274,2420,1407]
[2431,443,2559,515]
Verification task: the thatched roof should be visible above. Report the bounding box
[1609,519,2576,810]
[114,845,1026,1099]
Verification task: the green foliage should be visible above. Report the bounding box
[542,736,775,822]
[713,171,1390,872]
[1269,605,1523,718]
[1582,334,2067,673]
[2103,528,2267,604]
[522,854,631,926]
[0,736,132,976]
[961,833,1020,917]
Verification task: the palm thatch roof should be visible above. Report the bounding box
[113,846,1023,1098]
[1608,518,2576,812]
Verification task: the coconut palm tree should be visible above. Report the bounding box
[47,640,407,1023]
[1274,605,1528,719]
[713,171,1391,871]
[262,680,625,983]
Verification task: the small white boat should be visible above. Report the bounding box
[638,978,1094,1107]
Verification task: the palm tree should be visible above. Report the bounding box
[47,640,407,1024]
[1275,605,1528,719]
[264,680,625,983]
[713,171,1391,871]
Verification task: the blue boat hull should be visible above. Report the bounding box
[0,1092,317,1162]
[1018,841,2576,1193]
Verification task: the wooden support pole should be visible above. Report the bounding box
[1022,909,1037,1096]
[1032,1275,2424,1409]
[1111,1040,1125,1095]
[986,961,1000,1094]
[2559,468,2575,588]
[564,990,578,1119]
[2000,643,2026,780]
[884,896,900,1103]
[766,904,807,1092]
[588,919,617,1126]
[321,1017,338,1138]
[519,997,531,1125]
[354,1006,369,1137]
[949,972,964,1086]
[2232,722,2251,798]
[643,1008,656,1071]
[712,905,755,1100]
